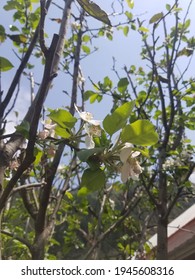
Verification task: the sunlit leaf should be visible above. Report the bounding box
[48,109,77,129]
[126,0,134,9]
[123,26,129,36]
[82,34,90,43]
[82,45,90,54]
[76,0,111,26]
[121,120,159,146]
[34,147,43,165]
[54,125,71,139]
[138,26,149,33]
[183,19,191,30]
[0,56,14,71]
[103,101,135,136]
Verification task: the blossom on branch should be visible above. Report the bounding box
[119,143,143,183]
[38,118,56,140]
[74,104,101,149]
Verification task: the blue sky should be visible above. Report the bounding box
[0,0,195,142]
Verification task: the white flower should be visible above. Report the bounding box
[74,104,101,126]
[71,22,81,31]
[38,119,56,139]
[162,157,182,170]
[75,104,101,149]
[119,143,142,183]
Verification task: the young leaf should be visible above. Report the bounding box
[138,26,149,33]
[54,126,71,139]
[48,109,77,129]
[123,26,129,37]
[121,120,159,146]
[76,0,111,26]
[103,101,134,136]
[149,12,164,24]
[0,56,14,71]
[82,45,91,54]
[126,0,134,9]
[117,77,129,93]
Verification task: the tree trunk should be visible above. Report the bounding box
[156,214,168,259]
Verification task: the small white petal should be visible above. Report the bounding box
[120,147,132,163]
[87,119,101,126]
[121,162,130,183]
[131,151,141,158]
[85,135,95,149]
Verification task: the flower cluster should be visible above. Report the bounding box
[162,157,181,170]
[75,105,143,182]
[38,119,56,140]
[75,104,101,149]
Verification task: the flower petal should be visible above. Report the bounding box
[131,151,140,158]
[85,135,95,149]
[121,162,130,183]
[120,147,132,163]
[87,119,101,126]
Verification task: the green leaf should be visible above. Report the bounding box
[126,0,134,9]
[0,25,6,43]
[184,19,191,30]
[78,168,105,196]
[138,26,149,33]
[3,1,22,11]
[166,4,171,11]
[77,147,104,162]
[89,93,100,103]
[121,120,159,146]
[54,125,71,139]
[76,0,111,26]
[149,12,164,24]
[82,45,90,54]
[34,147,43,165]
[8,34,27,44]
[0,56,14,72]
[117,77,129,93]
[177,47,193,57]
[9,25,19,32]
[103,101,135,136]
[48,109,77,129]
[82,34,90,43]
[123,26,129,37]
